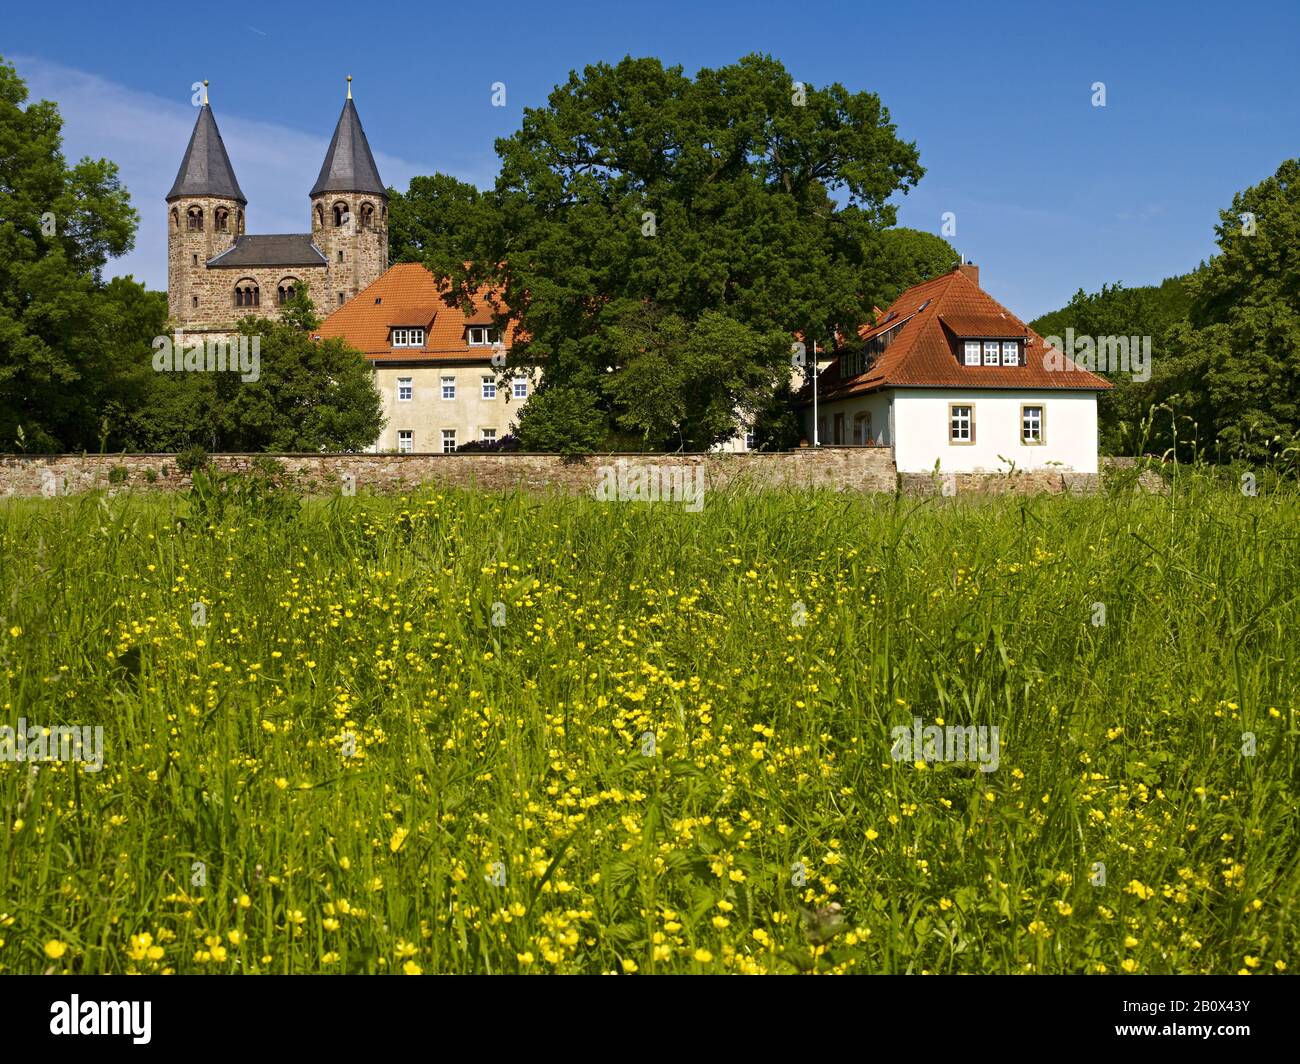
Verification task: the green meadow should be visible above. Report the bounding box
[0,468,1296,974]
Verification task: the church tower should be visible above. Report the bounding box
[166,82,246,323]
[310,77,388,312]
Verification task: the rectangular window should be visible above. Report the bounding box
[397,377,412,402]
[391,328,425,348]
[441,429,456,453]
[1002,341,1019,366]
[467,326,499,346]
[1021,404,1044,444]
[482,377,497,399]
[512,378,528,399]
[950,404,974,444]
[397,430,413,453]
[833,412,845,444]
[964,340,982,366]
[744,430,756,451]
[481,428,497,443]
[337,292,344,306]
[983,341,1000,366]
[441,376,456,400]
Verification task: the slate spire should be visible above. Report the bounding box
[311,80,386,198]
[167,90,246,203]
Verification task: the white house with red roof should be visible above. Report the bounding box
[803,264,1112,473]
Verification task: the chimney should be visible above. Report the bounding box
[957,261,980,287]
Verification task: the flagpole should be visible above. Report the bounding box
[812,341,820,447]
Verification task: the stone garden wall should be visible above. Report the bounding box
[0,449,1162,498]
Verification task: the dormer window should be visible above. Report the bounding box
[391,327,425,348]
[963,338,1021,366]
[466,326,498,346]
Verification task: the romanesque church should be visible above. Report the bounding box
[166,80,388,333]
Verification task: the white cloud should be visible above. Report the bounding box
[14,55,437,290]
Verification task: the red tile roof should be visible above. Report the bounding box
[318,262,518,362]
[811,269,1112,401]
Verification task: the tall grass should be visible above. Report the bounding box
[0,472,1296,973]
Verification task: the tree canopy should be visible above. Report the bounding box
[1031,156,1300,464]
[119,287,385,453]
[421,53,926,451]
[0,55,142,451]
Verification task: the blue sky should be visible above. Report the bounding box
[8,0,1299,318]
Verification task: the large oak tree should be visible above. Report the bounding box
[420,53,925,452]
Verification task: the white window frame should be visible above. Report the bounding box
[744,430,756,451]
[482,377,497,400]
[512,378,528,399]
[1021,404,1044,445]
[397,377,413,402]
[391,328,425,348]
[964,340,982,366]
[950,404,974,444]
[397,430,413,454]
[481,428,497,443]
[983,341,1000,366]
[441,429,457,454]
[1002,341,1019,366]
[441,376,456,400]
[467,326,498,347]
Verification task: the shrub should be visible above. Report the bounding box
[456,434,522,453]
[175,445,209,475]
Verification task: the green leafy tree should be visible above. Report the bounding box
[439,53,923,449]
[873,227,959,300]
[601,305,788,450]
[1163,158,1300,463]
[0,55,139,450]
[516,386,605,455]
[1031,275,1194,454]
[388,174,489,274]
[121,289,382,453]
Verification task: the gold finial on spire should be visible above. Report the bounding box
[346,75,352,100]
[203,79,209,105]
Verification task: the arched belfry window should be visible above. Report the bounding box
[360,202,375,229]
[234,280,260,308]
[277,277,300,305]
[171,208,179,230]
[315,204,324,229]
[237,210,245,233]
[215,207,229,232]
[187,206,204,231]
[332,202,350,227]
